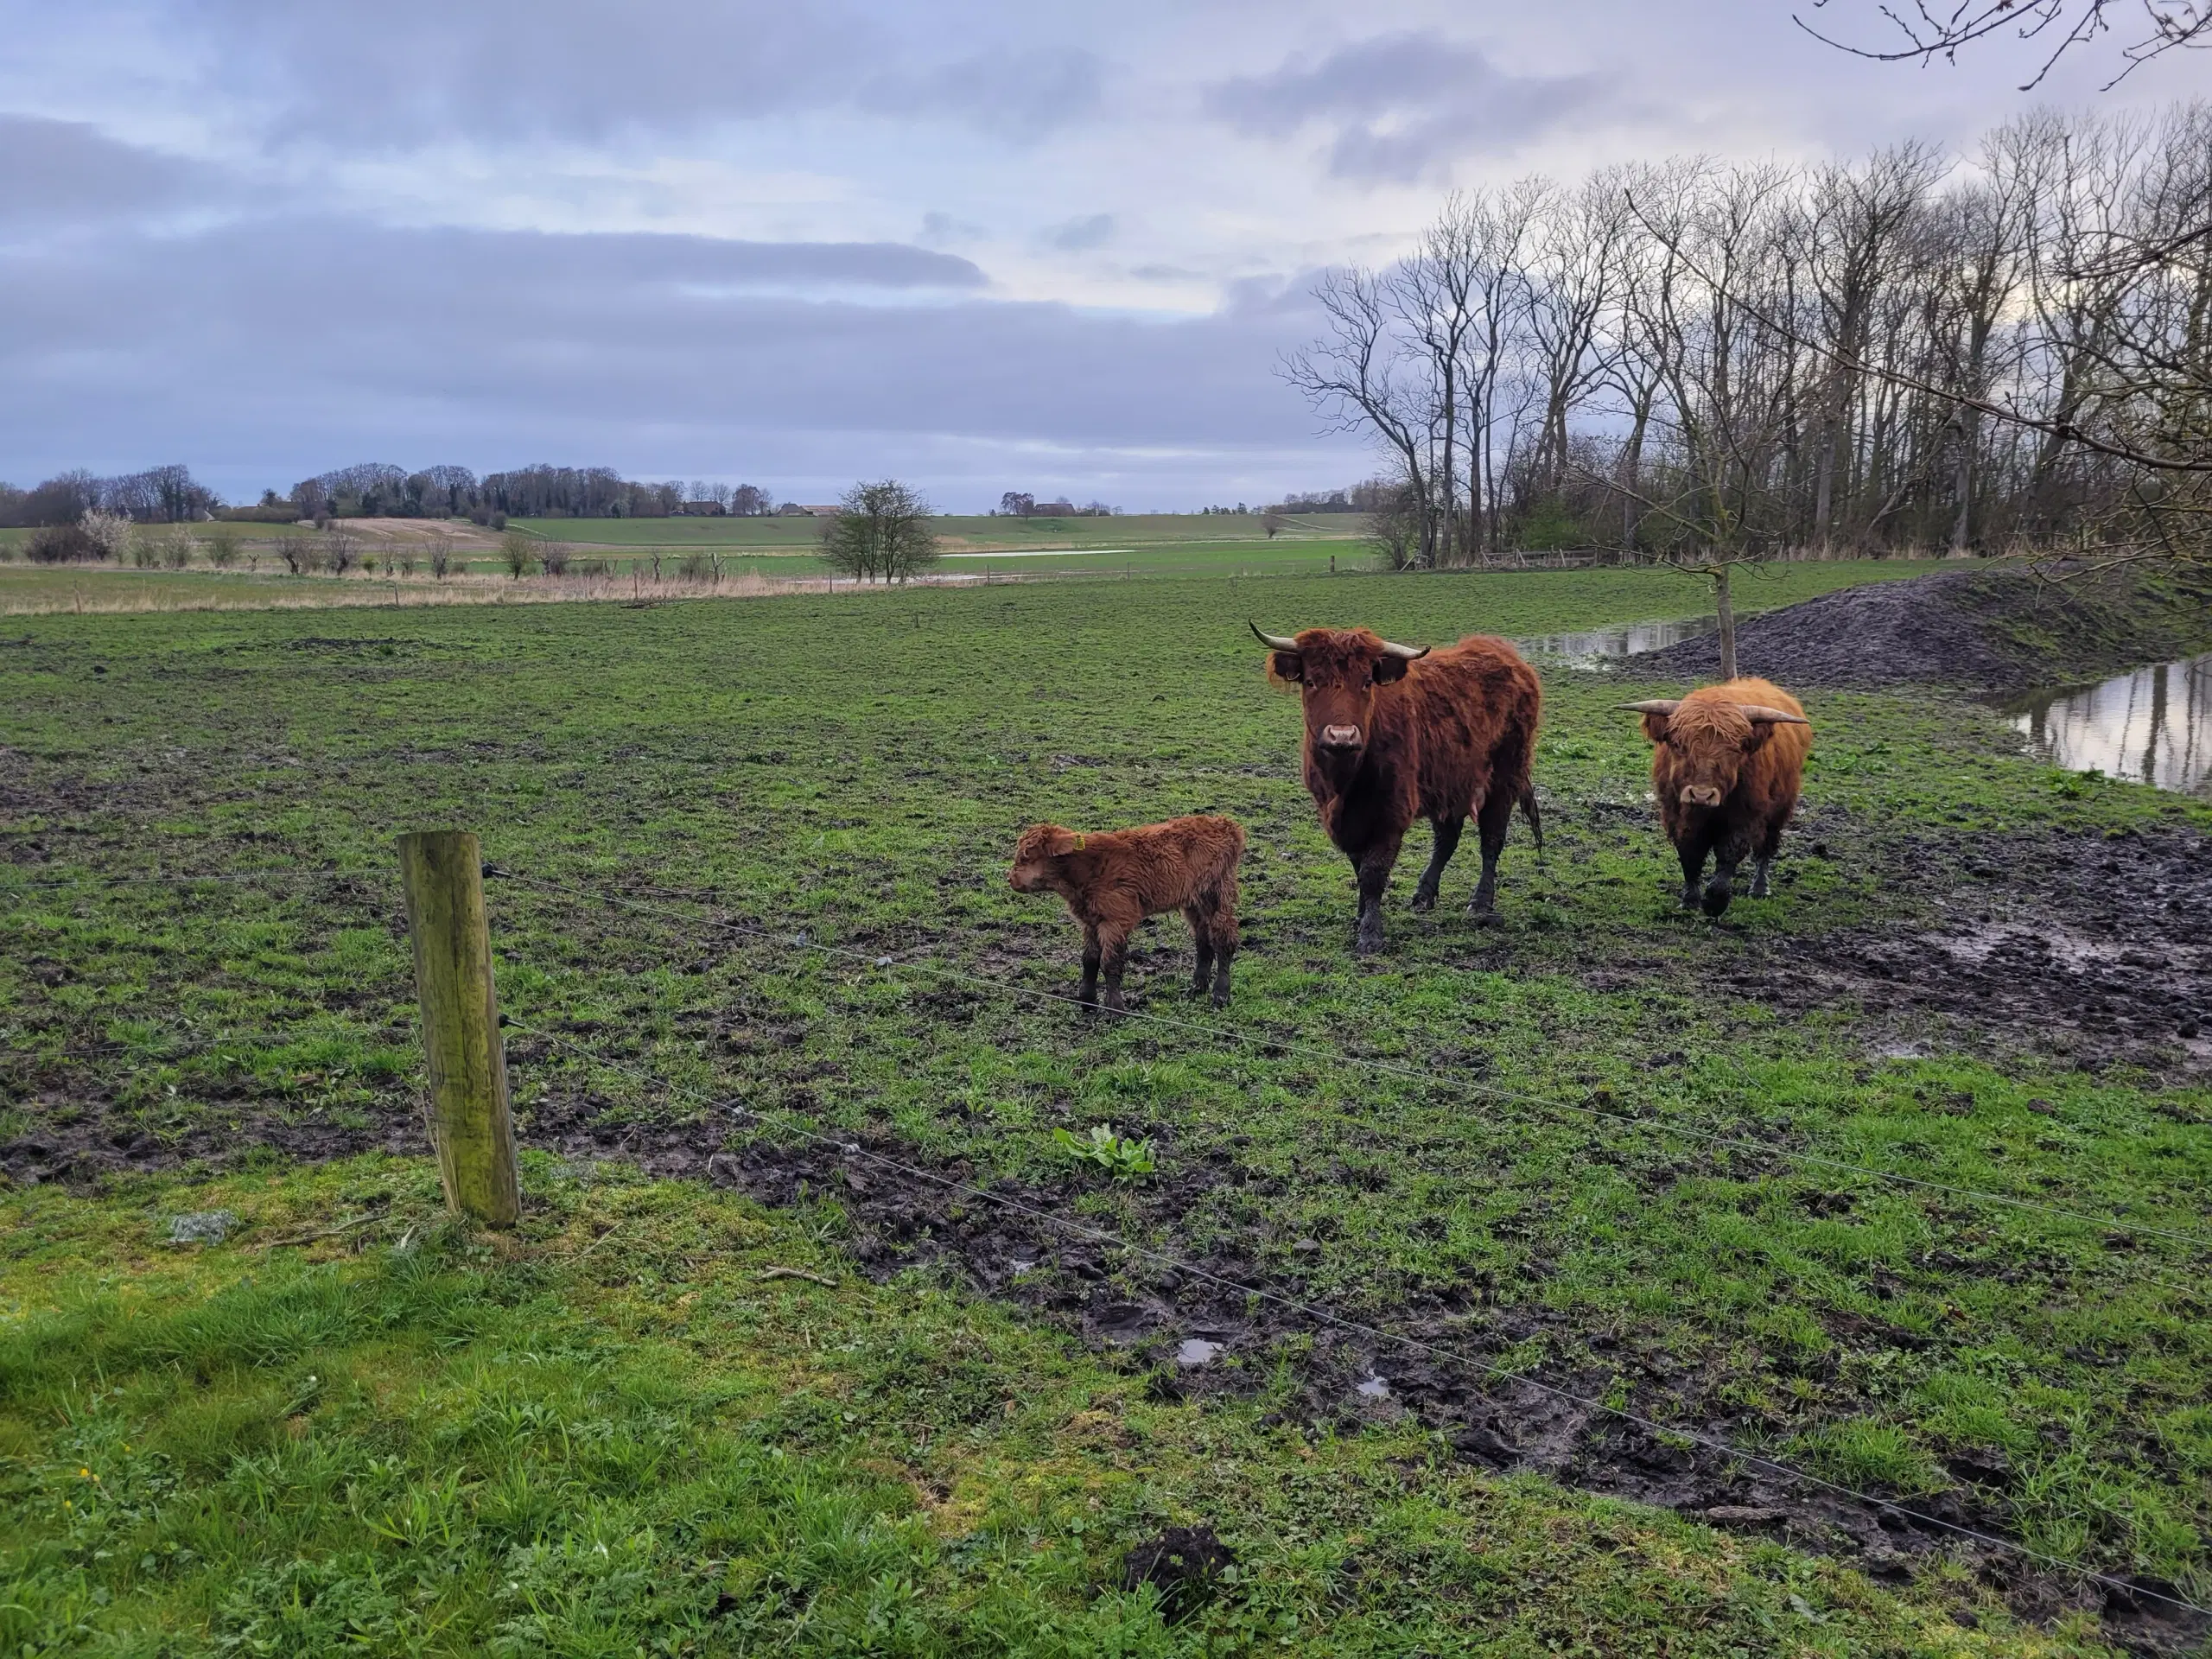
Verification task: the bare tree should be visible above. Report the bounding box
[823,480,941,583]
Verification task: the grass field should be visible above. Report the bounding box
[4,558,2209,1653]
[505,511,1343,551]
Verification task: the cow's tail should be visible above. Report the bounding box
[1519,786,1545,858]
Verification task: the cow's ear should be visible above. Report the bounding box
[1045,829,1084,857]
[1371,653,1411,684]
[1740,723,1775,753]
[1270,652,1304,683]
[1640,713,1671,744]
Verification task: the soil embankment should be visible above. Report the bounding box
[1629,563,2212,696]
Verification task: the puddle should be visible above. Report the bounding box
[1175,1338,1224,1368]
[1355,1374,1390,1399]
[1517,615,1717,668]
[2012,652,2212,797]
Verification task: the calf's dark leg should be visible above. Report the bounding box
[1410,816,1464,912]
[1206,894,1237,1007]
[1185,905,1214,996]
[1078,925,1102,1009]
[1352,837,1402,957]
[1099,929,1132,1014]
[1468,786,1515,923]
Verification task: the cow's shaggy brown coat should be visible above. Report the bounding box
[1262,627,1541,954]
[1008,815,1244,1011]
[1637,677,1813,917]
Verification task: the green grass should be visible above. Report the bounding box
[505,512,1346,550]
[0,1157,2092,1656]
[3,556,2209,1639]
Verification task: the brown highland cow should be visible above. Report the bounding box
[1009,815,1244,1011]
[1251,623,1541,955]
[1622,677,1813,917]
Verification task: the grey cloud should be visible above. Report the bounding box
[0,216,1351,505]
[1046,213,1115,251]
[1205,33,1609,181]
[0,116,207,226]
[868,47,1105,143]
[918,210,988,245]
[188,0,1099,146]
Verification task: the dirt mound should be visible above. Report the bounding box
[1627,565,2212,696]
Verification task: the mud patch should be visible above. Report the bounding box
[1726,827,2212,1072]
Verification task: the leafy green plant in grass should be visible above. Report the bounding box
[1053,1123,1156,1181]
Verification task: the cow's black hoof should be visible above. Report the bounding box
[1701,883,1733,918]
[1211,989,1231,1009]
[1410,887,1438,912]
[1468,907,1501,928]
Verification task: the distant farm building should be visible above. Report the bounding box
[1033,500,1077,516]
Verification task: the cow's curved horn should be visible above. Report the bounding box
[1618,699,1681,716]
[1735,704,1810,725]
[1377,637,1431,661]
[1249,620,1300,652]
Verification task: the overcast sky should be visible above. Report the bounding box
[0,0,2199,511]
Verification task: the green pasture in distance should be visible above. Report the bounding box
[3,555,2210,1646]
[510,511,1355,550]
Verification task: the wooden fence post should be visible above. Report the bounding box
[397,830,521,1226]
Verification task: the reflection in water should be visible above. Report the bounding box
[1519,615,1717,666]
[2012,653,2212,797]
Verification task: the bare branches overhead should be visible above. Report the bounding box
[1795,0,2212,90]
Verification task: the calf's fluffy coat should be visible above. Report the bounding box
[1008,816,1244,1010]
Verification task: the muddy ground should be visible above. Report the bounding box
[6,804,2210,1649]
[8,839,2211,1652]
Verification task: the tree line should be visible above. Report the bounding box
[0,462,784,528]
[1285,101,2212,572]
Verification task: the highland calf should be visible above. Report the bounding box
[1009,815,1244,1011]
[1622,678,1812,918]
[1253,623,1541,955]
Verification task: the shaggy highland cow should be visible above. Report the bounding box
[1622,678,1813,917]
[1008,815,1244,1011]
[1251,623,1541,955]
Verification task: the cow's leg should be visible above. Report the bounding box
[1353,838,1402,957]
[1185,905,1214,996]
[1468,786,1515,923]
[1099,927,1132,1014]
[1750,817,1784,899]
[1411,816,1464,912]
[1675,835,1707,909]
[1703,825,1754,918]
[1209,900,1237,1007]
[1077,925,1102,1010]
